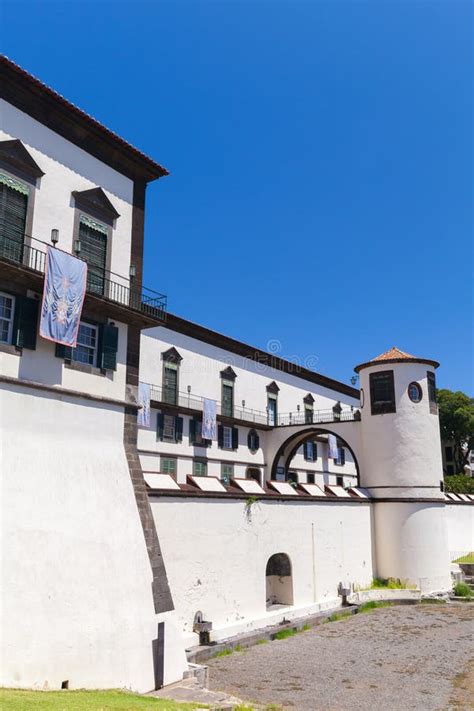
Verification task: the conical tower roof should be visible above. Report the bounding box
[354,347,439,373]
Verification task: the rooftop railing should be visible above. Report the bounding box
[0,230,167,320]
[276,407,361,427]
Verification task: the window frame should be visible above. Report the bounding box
[161,456,177,476]
[71,320,99,367]
[162,413,177,442]
[221,462,234,485]
[267,393,278,426]
[334,446,346,467]
[0,146,40,260]
[221,380,234,418]
[0,290,15,345]
[427,371,437,414]
[222,425,233,450]
[162,360,179,406]
[247,429,260,453]
[369,370,396,415]
[193,459,207,477]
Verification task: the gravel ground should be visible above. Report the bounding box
[207,604,474,710]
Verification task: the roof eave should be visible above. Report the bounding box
[354,357,440,374]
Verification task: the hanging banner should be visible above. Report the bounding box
[137,382,151,428]
[202,398,217,440]
[40,246,87,347]
[328,433,339,460]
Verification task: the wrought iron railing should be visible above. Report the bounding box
[0,231,167,320]
[148,383,269,425]
[275,407,361,427]
[147,383,361,427]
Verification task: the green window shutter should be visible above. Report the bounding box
[303,442,308,460]
[231,427,239,450]
[217,425,224,448]
[55,342,73,360]
[13,296,38,350]
[99,323,119,370]
[175,416,183,442]
[189,418,196,444]
[156,413,164,441]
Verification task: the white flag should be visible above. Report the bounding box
[137,382,151,428]
[328,434,338,460]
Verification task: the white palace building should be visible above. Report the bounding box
[0,56,473,692]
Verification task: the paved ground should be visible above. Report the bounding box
[207,603,474,710]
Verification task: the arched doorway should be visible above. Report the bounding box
[265,553,293,608]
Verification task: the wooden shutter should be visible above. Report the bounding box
[175,416,183,442]
[231,427,238,450]
[12,295,38,349]
[55,342,73,360]
[79,218,107,295]
[313,442,318,460]
[189,418,196,444]
[156,413,164,441]
[99,323,119,371]
[0,181,28,260]
[217,424,224,448]
[303,442,309,460]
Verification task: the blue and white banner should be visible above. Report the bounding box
[137,382,151,428]
[328,434,338,460]
[202,398,217,440]
[40,246,87,347]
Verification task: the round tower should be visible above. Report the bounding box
[355,347,451,593]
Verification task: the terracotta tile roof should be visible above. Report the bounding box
[370,347,417,362]
[354,347,439,373]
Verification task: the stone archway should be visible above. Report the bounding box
[263,421,362,486]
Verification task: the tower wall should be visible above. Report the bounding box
[357,358,451,592]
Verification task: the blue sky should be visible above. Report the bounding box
[2,1,472,392]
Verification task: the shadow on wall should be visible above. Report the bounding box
[266,553,293,608]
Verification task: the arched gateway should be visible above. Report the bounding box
[263,419,363,485]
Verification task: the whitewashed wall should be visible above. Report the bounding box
[445,504,474,560]
[0,101,134,280]
[150,496,374,645]
[0,318,128,401]
[0,383,187,691]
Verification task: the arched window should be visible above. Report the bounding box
[265,553,293,608]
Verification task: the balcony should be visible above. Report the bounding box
[148,383,270,426]
[0,232,167,320]
[147,383,361,428]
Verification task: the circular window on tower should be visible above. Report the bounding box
[408,382,423,403]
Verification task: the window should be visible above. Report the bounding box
[193,460,207,477]
[157,413,183,443]
[223,426,232,449]
[304,405,313,424]
[0,292,15,344]
[246,467,261,482]
[161,457,177,476]
[334,447,345,466]
[369,370,396,415]
[427,371,437,414]
[218,425,238,450]
[287,471,298,484]
[307,473,315,484]
[0,173,28,263]
[267,395,278,426]
[72,322,98,366]
[336,475,344,487]
[78,215,108,295]
[221,381,234,417]
[163,362,178,405]
[189,417,211,447]
[276,466,285,481]
[408,382,422,403]
[221,463,234,485]
[303,441,317,462]
[248,429,260,453]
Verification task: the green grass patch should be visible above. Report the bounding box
[325,611,352,623]
[453,552,474,564]
[273,628,298,640]
[0,688,203,710]
[300,623,311,631]
[256,638,268,645]
[234,644,243,652]
[357,601,393,614]
[453,582,473,598]
[213,648,233,658]
[369,577,416,590]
